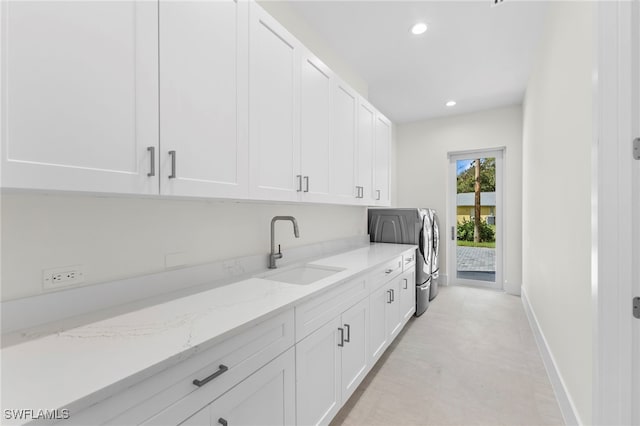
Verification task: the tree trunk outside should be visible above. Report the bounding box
[474,158,481,243]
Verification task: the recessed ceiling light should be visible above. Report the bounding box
[410,23,427,35]
[445,100,457,107]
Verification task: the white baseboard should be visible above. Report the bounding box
[521,287,581,426]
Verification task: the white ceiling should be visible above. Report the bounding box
[287,0,549,123]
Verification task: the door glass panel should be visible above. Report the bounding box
[455,158,496,282]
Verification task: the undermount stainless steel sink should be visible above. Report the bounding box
[260,264,345,285]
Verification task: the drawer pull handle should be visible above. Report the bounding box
[218,418,228,426]
[193,364,229,387]
[405,257,413,263]
[385,269,393,274]
[338,327,345,347]
[403,278,408,289]
[168,150,177,179]
[344,324,351,343]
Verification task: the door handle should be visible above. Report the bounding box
[304,176,309,192]
[338,327,345,347]
[192,364,228,387]
[168,150,176,179]
[296,175,302,192]
[344,324,350,342]
[147,146,155,177]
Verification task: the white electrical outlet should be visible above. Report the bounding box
[43,265,84,289]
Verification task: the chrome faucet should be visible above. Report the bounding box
[269,216,300,269]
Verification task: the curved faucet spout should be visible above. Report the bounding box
[269,216,300,269]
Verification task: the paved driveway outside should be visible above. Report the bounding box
[456,246,495,272]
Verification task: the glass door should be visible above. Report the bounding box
[448,149,503,290]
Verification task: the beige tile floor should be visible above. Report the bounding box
[331,285,564,426]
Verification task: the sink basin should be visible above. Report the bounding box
[261,264,344,285]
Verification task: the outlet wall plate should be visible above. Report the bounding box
[43,265,84,290]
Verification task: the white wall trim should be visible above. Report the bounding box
[521,287,580,426]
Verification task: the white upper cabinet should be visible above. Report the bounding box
[248,2,301,202]
[374,112,392,206]
[356,99,376,204]
[299,51,333,203]
[1,1,159,194]
[331,81,358,204]
[159,0,248,199]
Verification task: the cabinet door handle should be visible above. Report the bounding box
[387,290,392,304]
[296,175,302,192]
[344,324,350,343]
[168,150,176,179]
[391,289,395,302]
[338,327,344,347]
[218,418,228,426]
[405,256,414,263]
[192,364,228,387]
[403,278,408,289]
[304,176,309,192]
[376,189,381,200]
[147,146,155,177]
[385,269,393,274]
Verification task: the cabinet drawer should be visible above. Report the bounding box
[295,277,368,341]
[402,250,416,271]
[369,256,403,291]
[69,310,294,425]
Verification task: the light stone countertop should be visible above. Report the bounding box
[1,242,416,422]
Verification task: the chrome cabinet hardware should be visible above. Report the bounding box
[634,297,640,319]
[403,278,408,289]
[147,146,155,177]
[633,137,640,160]
[168,150,176,179]
[304,176,309,192]
[405,256,414,263]
[451,226,455,241]
[376,189,381,200]
[192,364,228,387]
[387,289,392,304]
[296,175,302,192]
[218,418,228,426]
[338,327,345,347]
[385,269,393,274]
[390,289,395,302]
[344,324,350,342]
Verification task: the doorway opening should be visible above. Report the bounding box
[448,149,504,290]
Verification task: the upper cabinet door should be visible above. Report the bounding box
[374,113,391,206]
[249,3,301,202]
[331,81,358,204]
[300,52,333,203]
[159,0,248,199]
[357,100,375,205]
[1,1,159,194]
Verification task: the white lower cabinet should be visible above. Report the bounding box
[296,297,369,426]
[399,268,417,323]
[180,347,296,426]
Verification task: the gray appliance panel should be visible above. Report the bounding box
[368,208,432,285]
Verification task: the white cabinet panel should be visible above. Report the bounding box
[386,280,402,340]
[249,3,301,201]
[159,0,248,199]
[399,268,416,323]
[369,283,390,364]
[357,100,375,204]
[209,348,295,426]
[1,1,158,194]
[331,82,358,204]
[296,317,342,426]
[340,298,369,402]
[300,53,332,202]
[374,113,391,206]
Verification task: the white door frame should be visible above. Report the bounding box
[592,1,637,424]
[447,147,504,291]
